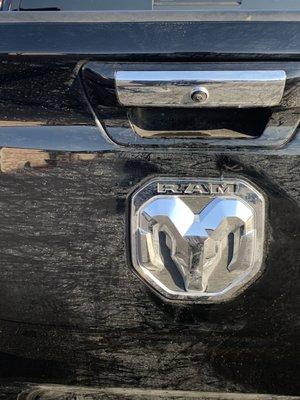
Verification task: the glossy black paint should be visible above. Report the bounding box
[0,14,299,400]
[0,153,299,399]
[0,60,91,125]
[1,21,300,59]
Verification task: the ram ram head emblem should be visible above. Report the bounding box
[130,178,265,303]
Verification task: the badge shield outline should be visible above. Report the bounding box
[129,177,266,303]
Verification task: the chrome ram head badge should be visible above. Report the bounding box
[130,177,265,303]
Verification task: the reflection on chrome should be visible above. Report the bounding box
[130,177,265,303]
[116,70,286,108]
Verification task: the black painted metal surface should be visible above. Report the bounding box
[1,21,300,58]
[0,13,299,400]
[0,152,299,398]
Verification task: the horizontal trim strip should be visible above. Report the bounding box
[0,126,117,152]
[1,10,300,23]
[1,21,300,58]
[0,125,298,155]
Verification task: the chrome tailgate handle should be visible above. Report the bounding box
[115,70,286,108]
